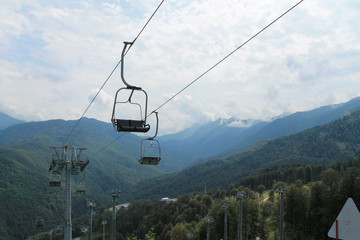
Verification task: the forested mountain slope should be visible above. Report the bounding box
[133,110,360,200]
[0,118,182,239]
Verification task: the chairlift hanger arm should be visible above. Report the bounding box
[147,111,159,140]
[121,41,141,90]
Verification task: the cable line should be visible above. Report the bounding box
[90,133,127,159]
[62,0,166,146]
[88,0,304,158]
[151,0,304,114]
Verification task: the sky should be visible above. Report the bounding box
[1,0,360,135]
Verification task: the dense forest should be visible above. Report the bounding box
[28,158,360,240]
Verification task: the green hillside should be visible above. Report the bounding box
[132,110,360,200]
[0,118,177,239]
[0,147,62,239]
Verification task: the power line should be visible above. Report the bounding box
[88,0,304,158]
[151,0,304,114]
[62,0,166,146]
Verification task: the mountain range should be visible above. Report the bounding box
[2,97,360,239]
[133,106,360,200]
[159,97,360,164]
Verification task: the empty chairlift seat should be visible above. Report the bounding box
[49,173,61,187]
[111,41,150,133]
[139,112,161,165]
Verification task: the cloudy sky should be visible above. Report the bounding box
[1,0,360,135]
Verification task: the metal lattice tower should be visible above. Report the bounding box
[48,145,89,240]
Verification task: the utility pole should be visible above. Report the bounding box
[86,199,96,240]
[223,203,229,240]
[64,147,72,240]
[111,189,121,240]
[237,192,246,240]
[205,216,214,240]
[48,145,89,240]
[277,188,285,240]
[102,221,107,240]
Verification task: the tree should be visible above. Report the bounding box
[256,184,266,199]
[169,223,189,240]
[338,167,360,201]
[145,230,157,240]
[284,184,309,240]
[321,168,338,194]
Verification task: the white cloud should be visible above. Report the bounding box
[1,0,360,135]
[88,88,113,107]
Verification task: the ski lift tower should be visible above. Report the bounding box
[48,145,89,240]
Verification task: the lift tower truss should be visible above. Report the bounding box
[49,145,89,240]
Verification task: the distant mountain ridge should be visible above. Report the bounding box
[159,97,360,164]
[0,112,24,130]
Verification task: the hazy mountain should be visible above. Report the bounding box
[159,118,268,165]
[0,112,24,130]
[132,110,360,200]
[159,97,360,165]
[229,97,360,153]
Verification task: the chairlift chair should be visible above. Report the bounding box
[76,181,86,194]
[111,41,150,133]
[80,226,88,234]
[49,172,61,187]
[35,217,44,229]
[55,225,63,236]
[139,112,161,165]
[139,138,161,165]
[71,167,80,175]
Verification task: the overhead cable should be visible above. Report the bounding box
[62,0,166,146]
[151,0,304,114]
[88,0,304,157]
